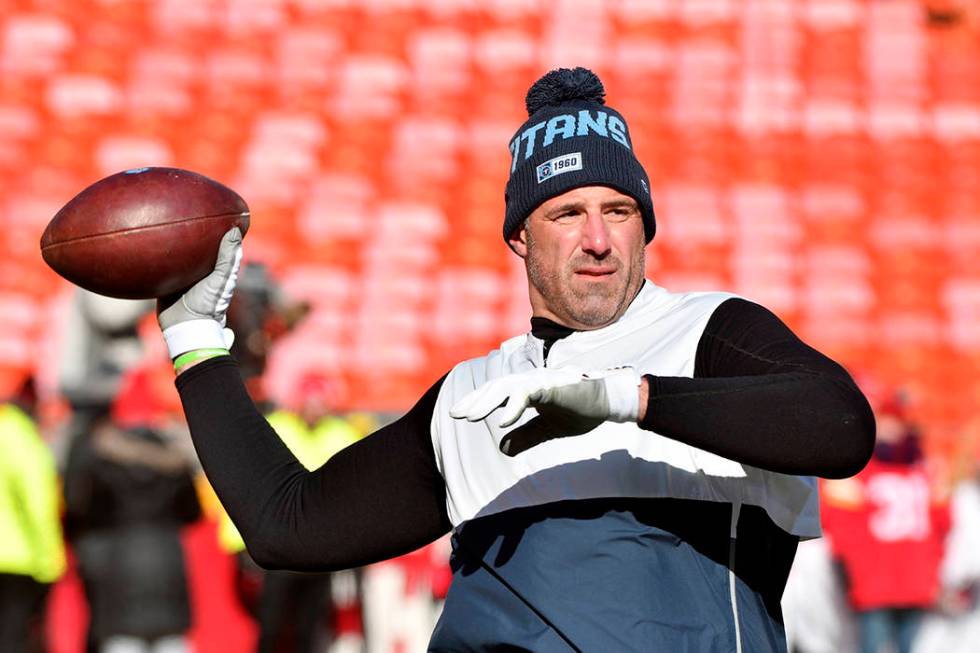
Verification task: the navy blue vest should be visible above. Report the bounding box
[429,498,797,652]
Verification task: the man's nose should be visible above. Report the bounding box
[581,210,611,258]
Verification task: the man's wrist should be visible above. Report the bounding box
[163,319,228,358]
[637,376,650,423]
[595,367,641,422]
[174,348,228,375]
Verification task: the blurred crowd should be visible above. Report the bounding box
[1,268,450,653]
[3,263,980,653]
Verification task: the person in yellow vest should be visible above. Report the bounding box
[218,373,364,653]
[0,375,67,652]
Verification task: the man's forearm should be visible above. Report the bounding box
[639,371,874,478]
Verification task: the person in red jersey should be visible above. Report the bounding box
[822,389,950,653]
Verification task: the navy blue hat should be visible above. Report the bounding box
[503,67,656,245]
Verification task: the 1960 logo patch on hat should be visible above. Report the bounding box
[536,152,582,183]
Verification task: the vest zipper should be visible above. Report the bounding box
[728,501,743,653]
[542,339,555,367]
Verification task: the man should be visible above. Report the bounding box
[159,68,874,651]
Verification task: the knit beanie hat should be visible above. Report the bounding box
[503,67,656,246]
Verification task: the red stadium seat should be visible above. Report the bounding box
[407,26,472,90]
[149,0,222,36]
[0,103,40,144]
[332,54,410,119]
[45,73,123,119]
[94,135,174,175]
[1,12,74,77]
[275,26,343,91]
[473,28,537,75]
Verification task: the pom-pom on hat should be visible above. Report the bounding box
[503,67,656,247]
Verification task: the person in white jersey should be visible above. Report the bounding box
[158,68,875,652]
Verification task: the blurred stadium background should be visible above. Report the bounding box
[2,0,980,651]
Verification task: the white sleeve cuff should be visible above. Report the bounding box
[600,367,642,423]
[163,319,230,358]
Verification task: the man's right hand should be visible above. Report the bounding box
[157,227,243,367]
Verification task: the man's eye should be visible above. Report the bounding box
[607,208,634,221]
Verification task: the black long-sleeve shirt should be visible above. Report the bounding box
[176,298,874,571]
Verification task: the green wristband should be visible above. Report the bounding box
[173,348,229,371]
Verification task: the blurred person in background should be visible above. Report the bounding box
[781,532,857,653]
[0,375,66,652]
[63,368,201,653]
[58,290,152,432]
[218,373,364,653]
[361,536,451,653]
[226,262,309,408]
[822,388,949,653]
[914,418,980,653]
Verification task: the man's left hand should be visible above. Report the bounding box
[450,366,642,428]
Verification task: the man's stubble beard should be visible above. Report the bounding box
[525,227,646,329]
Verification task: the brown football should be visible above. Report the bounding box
[40,167,250,299]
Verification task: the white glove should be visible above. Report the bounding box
[450,366,642,428]
[157,227,242,359]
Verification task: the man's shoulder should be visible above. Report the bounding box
[652,284,741,309]
[444,333,530,389]
[628,282,742,326]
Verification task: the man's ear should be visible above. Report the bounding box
[508,224,529,258]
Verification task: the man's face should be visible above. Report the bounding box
[509,185,647,330]
[875,413,907,444]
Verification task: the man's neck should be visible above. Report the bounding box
[529,316,578,341]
